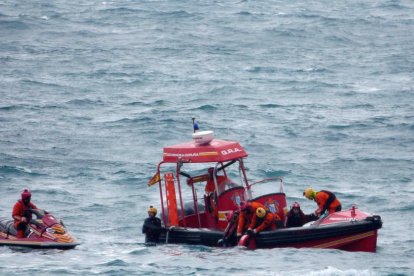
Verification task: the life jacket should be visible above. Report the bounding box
[237,202,267,235]
[12,200,36,228]
[318,190,341,214]
[251,211,279,233]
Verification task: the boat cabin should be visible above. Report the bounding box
[149,131,287,231]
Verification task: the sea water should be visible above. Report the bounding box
[1,0,413,275]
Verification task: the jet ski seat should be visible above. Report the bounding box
[0,217,17,236]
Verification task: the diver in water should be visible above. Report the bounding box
[142,205,162,244]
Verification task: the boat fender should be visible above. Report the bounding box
[237,234,250,247]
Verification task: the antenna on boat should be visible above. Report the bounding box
[192,117,199,133]
[191,117,214,145]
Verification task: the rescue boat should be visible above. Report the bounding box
[0,209,79,249]
[148,126,382,252]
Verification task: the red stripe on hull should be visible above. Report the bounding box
[275,230,378,252]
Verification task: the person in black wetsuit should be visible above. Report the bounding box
[218,210,240,247]
[142,205,162,243]
[284,202,318,228]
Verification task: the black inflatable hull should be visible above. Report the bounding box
[0,240,79,249]
[158,216,382,252]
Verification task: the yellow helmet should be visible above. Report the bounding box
[303,187,315,200]
[256,207,267,218]
[147,205,157,214]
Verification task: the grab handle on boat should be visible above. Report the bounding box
[165,226,176,244]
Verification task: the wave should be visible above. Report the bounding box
[128,247,149,256]
[0,105,24,111]
[19,79,68,89]
[299,266,375,276]
[189,104,217,111]
[342,103,375,109]
[327,123,370,130]
[152,10,196,19]
[119,100,168,107]
[97,7,147,15]
[64,98,104,106]
[256,168,291,178]
[100,259,128,267]
[245,66,277,73]
[0,19,29,30]
[105,116,153,124]
[259,103,284,109]
[0,165,44,177]
[330,157,414,164]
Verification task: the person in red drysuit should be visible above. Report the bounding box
[12,188,39,238]
[303,187,342,216]
[247,207,281,236]
[237,201,268,238]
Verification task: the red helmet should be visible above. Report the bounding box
[292,202,300,209]
[21,188,31,200]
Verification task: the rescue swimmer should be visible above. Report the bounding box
[303,187,342,217]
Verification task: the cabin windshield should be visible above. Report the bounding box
[180,159,245,196]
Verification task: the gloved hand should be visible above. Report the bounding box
[247,229,255,237]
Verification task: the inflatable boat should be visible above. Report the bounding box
[147,125,382,252]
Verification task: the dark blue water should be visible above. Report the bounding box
[1,0,414,275]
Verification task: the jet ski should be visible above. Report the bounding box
[0,209,79,249]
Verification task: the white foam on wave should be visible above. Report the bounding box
[256,267,376,276]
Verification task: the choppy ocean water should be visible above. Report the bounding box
[1,0,413,275]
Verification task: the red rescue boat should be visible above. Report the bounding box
[148,128,382,252]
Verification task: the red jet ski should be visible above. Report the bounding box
[0,209,79,249]
[147,124,382,252]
